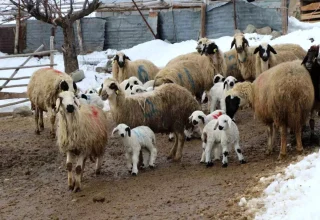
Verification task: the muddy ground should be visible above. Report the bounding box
[0,109,319,220]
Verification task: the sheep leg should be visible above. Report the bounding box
[131,149,140,176]
[266,124,275,155]
[213,145,221,161]
[279,126,287,160]
[66,151,74,191]
[221,144,230,168]
[168,133,178,160]
[295,128,304,154]
[210,98,217,113]
[39,109,44,131]
[81,157,87,181]
[234,141,246,164]
[200,142,206,163]
[34,107,40,135]
[125,152,133,173]
[95,155,102,175]
[148,146,157,168]
[173,132,185,161]
[205,142,214,167]
[49,109,56,138]
[140,148,150,169]
[74,154,85,193]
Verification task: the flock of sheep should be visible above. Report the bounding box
[26,32,320,192]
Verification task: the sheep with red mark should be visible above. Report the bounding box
[27,68,77,137]
[55,91,108,192]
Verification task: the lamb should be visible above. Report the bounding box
[301,45,320,139]
[112,52,160,83]
[225,60,314,159]
[130,85,147,95]
[112,124,157,175]
[100,78,200,161]
[78,91,104,109]
[231,33,306,80]
[196,37,211,54]
[254,43,304,77]
[55,91,108,192]
[27,68,77,137]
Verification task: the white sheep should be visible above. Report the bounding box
[77,91,104,109]
[55,91,108,192]
[130,85,147,95]
[112,124,157,175]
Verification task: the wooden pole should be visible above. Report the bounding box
[0,84,28,89]
[0,92,27,99]
[14,15,20,54]
[0,50,57,59]
[0,44,44,92]
[201,3,206,38]
[76,20,84,54]
[0,99,29,108]
[50,36,55,68]
[0,76,30,80]
[282,0,288,35]
[132,0,157,39]
[233,0,237,30]
[0,64,57,71]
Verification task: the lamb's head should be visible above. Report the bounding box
[254,43,277,62]
[113,52,130,68]
[214,114,232,131]
[55,91,80,114]
[85,87,98,94]
[100,78,121,101]
[302,45,320,71]
[231,33,249,53]
[189,110,206,126]
[127,76,143,90]
[131,85,146,95]
[223,76,238,91]
[112,124,131,138]
[196,37,211,54]
[225,82,253,118]
[213,74,225,84]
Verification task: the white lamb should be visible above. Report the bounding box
[130,85,147,95]
[112,124,157,176]
[203,114,246,167]
[77,90,104,109]
[209,76,237,113]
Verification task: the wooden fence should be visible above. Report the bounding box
[0,36,57,117]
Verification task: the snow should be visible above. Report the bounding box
[1,16,320,113]
[245,150,320,220]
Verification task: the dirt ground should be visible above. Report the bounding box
[0,109,319,220]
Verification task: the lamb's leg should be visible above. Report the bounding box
[213,145,221,161]
[95,155,102,175]
[34,107,40,135]
[279,125,287,160]
[210,98,217,113]
[205,142,214,167]
[141,148,150,169]
[74,154,85,192]
[168,132,174,142]
[131,149,140,176]
[173,132,185,161]
[200,142,206,163]
[295,127,304,154]
[234,141,246,164]
[125,152,133,173]
[221,144,230,168]
[49,108,56,138]
[66,151,74,191]
[39,109,44,131]
[168,133,178,160]
[266,124,275,155]
[148,146,157,168]
[81,157,87,181]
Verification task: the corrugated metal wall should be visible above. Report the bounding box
[0,26,15,54]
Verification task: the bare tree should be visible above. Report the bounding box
[10,0,100,73]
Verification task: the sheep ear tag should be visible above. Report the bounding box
[115,90,119,95]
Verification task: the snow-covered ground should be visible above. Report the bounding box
[1,17,320,112]
[244,150,320,220]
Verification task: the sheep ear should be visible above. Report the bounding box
[81,94,87,100]
[125,83,130,90]
[125,127,131,137]
[213,120,219,130]
[124,55,131,60]
[223,81,228,90]
[231,39,236,49]
[301,55,308,65]
[112,128,118,137]
[198,115,205,124]
[110,82,119,94]
[73,82,77,92]
[254,46,260,54]
[188,115,193,123]
[243,37,249,47]
[214,76,221,84]
[60,80,69,91]
[98,84,103,96]
[55,97,62,113]
[268,45,277,54]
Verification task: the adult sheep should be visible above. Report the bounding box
[100,78,200,161]
[55,91,108,192]
[112,52,160,83]
[231,33,306,81]
[27,68,77,137]
[225,60,314,159]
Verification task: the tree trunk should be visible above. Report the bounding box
[62,22,79,74]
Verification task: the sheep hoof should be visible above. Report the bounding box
[186,137,191,141]
[128,170,132,174]
[131,172,137,176]
[167,156,173,160]
[40,124,44,131]
[68,185,74,191]
[206,162,213,167]
[265,149,273,155]
[95,170,101,175]
[173,157,181,162]
[200,161,205,164]
[35,130,40,135]
[50,131,55,139]
[278,154,286,160]
[222,163,228,168]
[168,138,174,142]
[296,149,303,155]
[149,165,155,169]
[240,159,247,164]
[73,187,81,193]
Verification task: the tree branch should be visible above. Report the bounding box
[71,0,100,22]
[82,0,88,10]
[69,0,73,15]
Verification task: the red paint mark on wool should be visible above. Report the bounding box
[213,111,223,119]
[43,67,63,75]
[91,106,99,118]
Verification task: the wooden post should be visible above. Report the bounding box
[201,3,206,38]
[50,36,54,68]
[281,0,288,34]
[233,0,237,30]
[14,16,20,54]
[76,20,84,54]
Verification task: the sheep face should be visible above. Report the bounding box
[114,52,130,68]
[196,38,210,53]
[302,45,319,71]
[85,88,98,94]
[112,124,131,138]
[254,43,277,62]
[213,74,225,84]
[225,95,241,119]
[231,34,249,53]
[214,114,232,131]
[127,76,143,90]
[223,76,238,90]
[55,91,80,114]
[100,78,120,101]
[131,85,146,95]
[189,110,206,126]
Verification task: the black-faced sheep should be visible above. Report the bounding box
[225,60,314,159]
[112,52,160,83]
[55,91,108,192]
[27,68,77,137]
[100,78,200,161]
[112,123,157,176]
